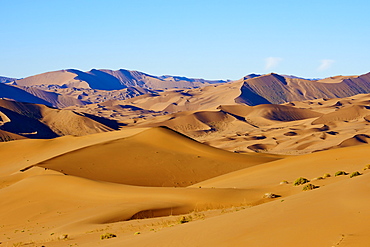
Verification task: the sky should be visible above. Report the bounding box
[1,0,370,80]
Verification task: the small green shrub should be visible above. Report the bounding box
[179,215,192,224]
[323,173,331,178]
[293,177,310,186]
[302,183,318,191]
[363,164,370,170]
[100,233,117,240]
[350,171,362,178]
[334,171,348,176]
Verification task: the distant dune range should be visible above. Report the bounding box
[2,70,370,154]
[2,69,370,246]
[2,70,370,108]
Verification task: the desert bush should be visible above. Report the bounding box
[100,233,117,240]
[280,180,289,185]
[323,173,331,178]
[312,176,323,181]
[293,177,310,186]
[178,215,192,224]
[58,234,68,240]
[334,171,348,176]
[302,183,318,191]
[263,193,279,198]
[350,171,362,178]
[363,164,370,170]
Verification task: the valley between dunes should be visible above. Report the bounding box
[2,70,370,246]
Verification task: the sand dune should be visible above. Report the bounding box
[338,134,370,147]
[0,82,85,108]
[131,94,370,155]
[0,137,366,246]
[312,104,370,124]
[35,127,279,187]
[0,82,53,106]
[5,70,370,114]
[0,172,266,246]
[237,72,370,105]
[0,127,147,177]
[114,169,370,247]
[0,99,120,138]
[0,129,26,142]
[1,124,370,246]
[193,143,370,189]
[119,81,244,113]
[3,70,370,246]
[15,69,227,90]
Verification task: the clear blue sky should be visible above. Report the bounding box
[1,0,370,80]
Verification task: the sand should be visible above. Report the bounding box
[2,71,370,246]
[1,128,370,246]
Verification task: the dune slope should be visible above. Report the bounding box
[35,127,280,187]
[0,99,120,139]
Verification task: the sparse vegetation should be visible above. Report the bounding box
[350,171,362,178]
[323,173,331,178]
[335,171,348,176]
[263,193,279,198]
[302,183,318,191]
[178,215,192,224]
[363,164,370,170]
[293,177,310,186]
[312,176,323,181]
[100,233,117,240]
[59,234,68,240]
[280,180,289,185]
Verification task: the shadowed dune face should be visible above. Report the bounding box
[236,72,370,105]
[0,129,26,142]
[0,99,120,138]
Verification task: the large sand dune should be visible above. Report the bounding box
[35,127,279,187]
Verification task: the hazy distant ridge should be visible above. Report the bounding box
[14,68,229,90]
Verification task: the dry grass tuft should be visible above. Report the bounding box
[293,177,310,186]
[334,171,348,176]
[349,171,362,178]
[100,233,117,240]
[302,183,318,191]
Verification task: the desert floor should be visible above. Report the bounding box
[1,123,370,246]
